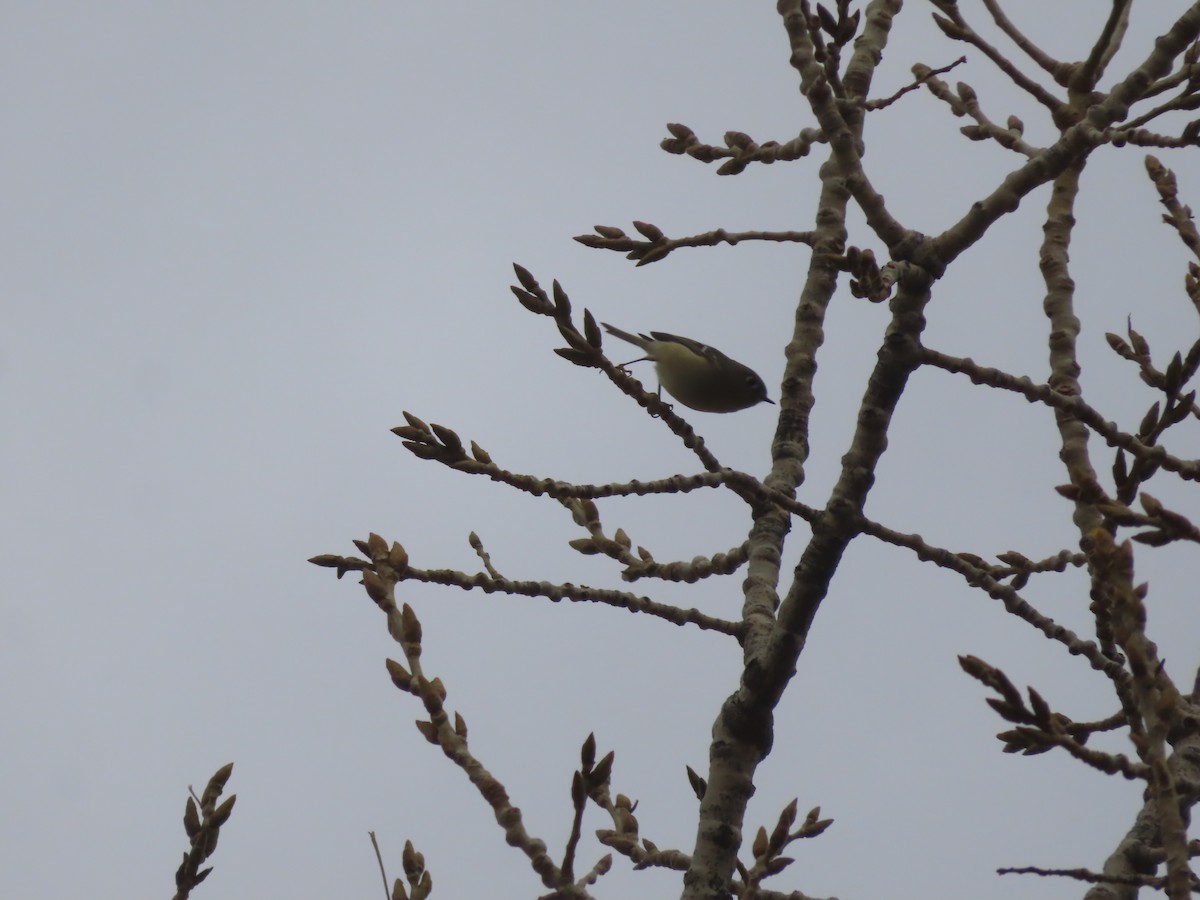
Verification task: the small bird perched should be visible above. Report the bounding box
[602,323,774,413]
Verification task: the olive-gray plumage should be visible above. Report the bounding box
[602,323,773,413]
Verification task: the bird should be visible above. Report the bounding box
[601,323,774,413]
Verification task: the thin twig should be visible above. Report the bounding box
[919,348,1200,481]
[929,1,1063,113]
[868,56,967,110]
[369,832,390,900]
[981,0,1065,81]
[1076,0,1134,89]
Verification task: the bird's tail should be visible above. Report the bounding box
[601,322,652,350]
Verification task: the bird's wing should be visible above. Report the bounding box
[648,331,729,362]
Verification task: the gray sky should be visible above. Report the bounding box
[3,3,1197,899]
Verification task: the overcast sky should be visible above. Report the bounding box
[3,4,1197,899]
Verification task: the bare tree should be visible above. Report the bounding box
[313,3,1200,899]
